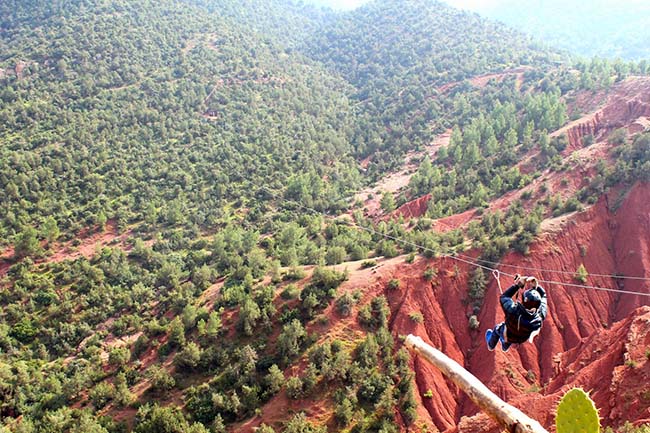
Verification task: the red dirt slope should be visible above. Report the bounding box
[237,183,649,432]
[457,305,650,433]
[386,183,650,431]
[387,76,650,228]
[553,76,650,152]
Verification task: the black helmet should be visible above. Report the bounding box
[522,289,542,311]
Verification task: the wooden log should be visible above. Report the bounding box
[404,334,549,433]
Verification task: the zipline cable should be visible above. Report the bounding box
[454,253,650,282]
[260,186,650,298]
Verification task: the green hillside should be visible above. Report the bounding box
[1,1,649,433]
[0,0,361,244]
[302,0,561,167]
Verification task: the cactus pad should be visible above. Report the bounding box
[556,388,600,433]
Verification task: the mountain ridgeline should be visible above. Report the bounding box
[1,1,650,433]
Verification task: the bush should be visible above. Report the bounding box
[174,342,202,371]
[387,279,400,290]
[108,347,130,368]
[281,284,300,300]
[423,267,437,281]
[285,376,303,399]
[132,334,150,360]
[608,128,628,145]
[310,266,348,291]
[408,312,423,323]
[468,315,480,330]
[358,296,390,330]
[357,371,390,404]
[575,263,588,283]
[325,246,347,265]
[360,260,377,269]
[284,413,326,433]
[335,398,354,426]
[283,266,306,281]
[335,292,355,316]
[468,268,487,301]
[90,382,114,409]
[147,364,175,392]
[265,365,285,396]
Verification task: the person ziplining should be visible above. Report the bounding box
[486,274,547,352]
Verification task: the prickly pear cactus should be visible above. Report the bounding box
[556,388,600,433]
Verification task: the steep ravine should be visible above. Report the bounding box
[384,182,650,431]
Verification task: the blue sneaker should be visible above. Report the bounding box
[486,329,498,351]
[500,338,511,352]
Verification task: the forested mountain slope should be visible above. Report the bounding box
[1,1,649,433]
[0,0,360,242]
[302,0,563,163]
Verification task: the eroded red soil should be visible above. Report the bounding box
[237,183,650,432]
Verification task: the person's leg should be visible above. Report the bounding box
[498,324,511,352]
[485,323,502,351]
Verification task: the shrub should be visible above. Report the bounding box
[284,413,326,433]
[265,365,285,397]
[408,312,423,323]
[257,425,276,433]
[608,128,628,145]
[285,376,303,400]
[387,279,400,290]
[360,260,377,269]
[358,296,390,330]
[335,398,354,426]
[423,267,437,281]
[280,284,300,300]
[468,315,480,330]
[310,266,348,292]
[108,347,130,368]
[468,268,487,301]
[574,264,588,283]
[325,246,347,265]
[147,364,175,392]
[174,342,202,371]
[335,292,355,316]
[283,266,306,281]
[132,334,150,360]
[90,382,114,409]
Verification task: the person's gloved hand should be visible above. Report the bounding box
[525,276,537,288]
[514,274,525,288]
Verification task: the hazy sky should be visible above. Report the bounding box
[304,0,650,13]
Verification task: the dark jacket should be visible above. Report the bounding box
[500,284,547,344]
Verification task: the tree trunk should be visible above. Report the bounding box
[404,334,549,433]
